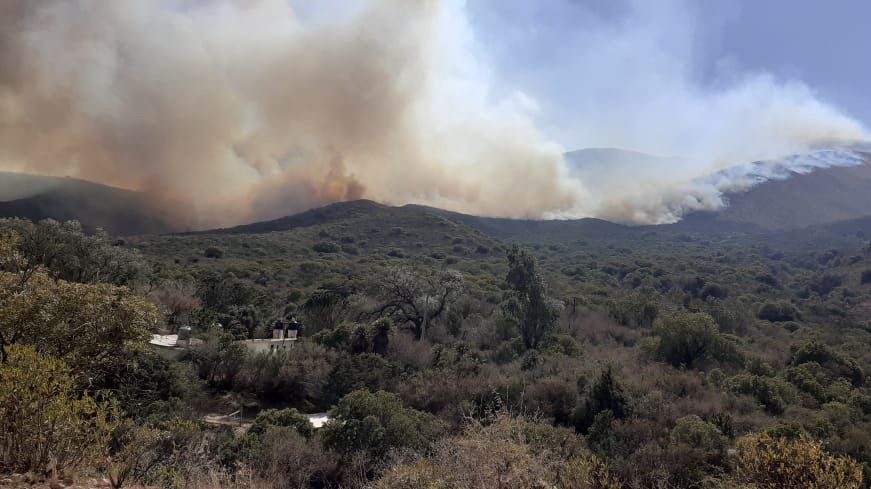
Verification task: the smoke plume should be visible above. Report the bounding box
[0,0,867,228]
[469,0,870,223]
[0,0,586,228]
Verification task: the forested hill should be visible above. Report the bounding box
[0,171,174,235]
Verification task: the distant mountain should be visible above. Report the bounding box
[566,147,871,232]
[682,152,871,231]
[0,172,174,235]
[564,147,685,190]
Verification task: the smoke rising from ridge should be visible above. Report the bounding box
[0,0,586,228]
[470,0,870,223]
[0,0,867,228]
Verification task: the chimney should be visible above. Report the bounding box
[273,319,287,340]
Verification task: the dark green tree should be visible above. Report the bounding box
[652,311,720,369]
[575,367,631,433]
[321,390,443,459]
[504,246,562,349]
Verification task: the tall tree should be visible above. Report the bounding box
[0,218,146,286]
[504,245,561,349]
[376,266,463,340]
[0,232,158,379]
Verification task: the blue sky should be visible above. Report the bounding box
[463,0,871,151]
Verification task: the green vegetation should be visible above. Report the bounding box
[3,205,871,487]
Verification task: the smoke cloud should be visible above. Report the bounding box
[0,0,867,228]
[0,0,586,228]
[469,0,870,223]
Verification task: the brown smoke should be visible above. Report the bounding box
[0,0,586,229]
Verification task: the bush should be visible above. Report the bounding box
[0,345,118,475]
[757,300,799,322]
[542,334,582,357]
[699,283,728,300]
[809,273,843,296]
[790,341,865,387]
[203,246,224,259]
[736,433,863,488]
[249,408,314,439]
[861,270,871,285]
[651,311,720,369]
[723,374,794,415]
[313,242,340,253]
[575,367,631,433]
[670,415,726,452]
[371,415,619,489]
[321,390,444,459]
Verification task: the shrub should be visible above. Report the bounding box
[542,334,583,357]
[371,415,619,489]
[723,374,794,415]
[387,248,405,258]
[757,300,799,322]
[784,364,827,403]
[246,427,345,489]
[575,367,631,433]
[203,246,224,259]
[861,270,871,285]
[249,408,314,439]
[670,415,726,452]
[790,341,865,387]
[341,244,358,255]
[323,354,397,405]
[651,311,720,369]
[312,241,340,253]
[699,283,728,300]
[809,273,843,296]
[321,390,444,459]
[736,433,863,488]
[0,345,118,475]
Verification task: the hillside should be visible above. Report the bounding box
[4,148,871,239]
[684,153,871,230]
[0,172,174,235]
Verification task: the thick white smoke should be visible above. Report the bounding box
[470,0,869,223]
[0,0,867,228]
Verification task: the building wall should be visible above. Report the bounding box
[243,338,296,354]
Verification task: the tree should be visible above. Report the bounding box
[302,284,352,333]
[321,389,444,459]
[0,218,146,286]
[757,300,799,322]
[147,279,200,329]
[376,266,463,340]
[651,311,720,369]
[0,233,158,376]
[189,332,247,388]
[575,367,631,433]
[504,246,562,349]
[0,345,118,475]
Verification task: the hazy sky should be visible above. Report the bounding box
[464,0,871,151]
